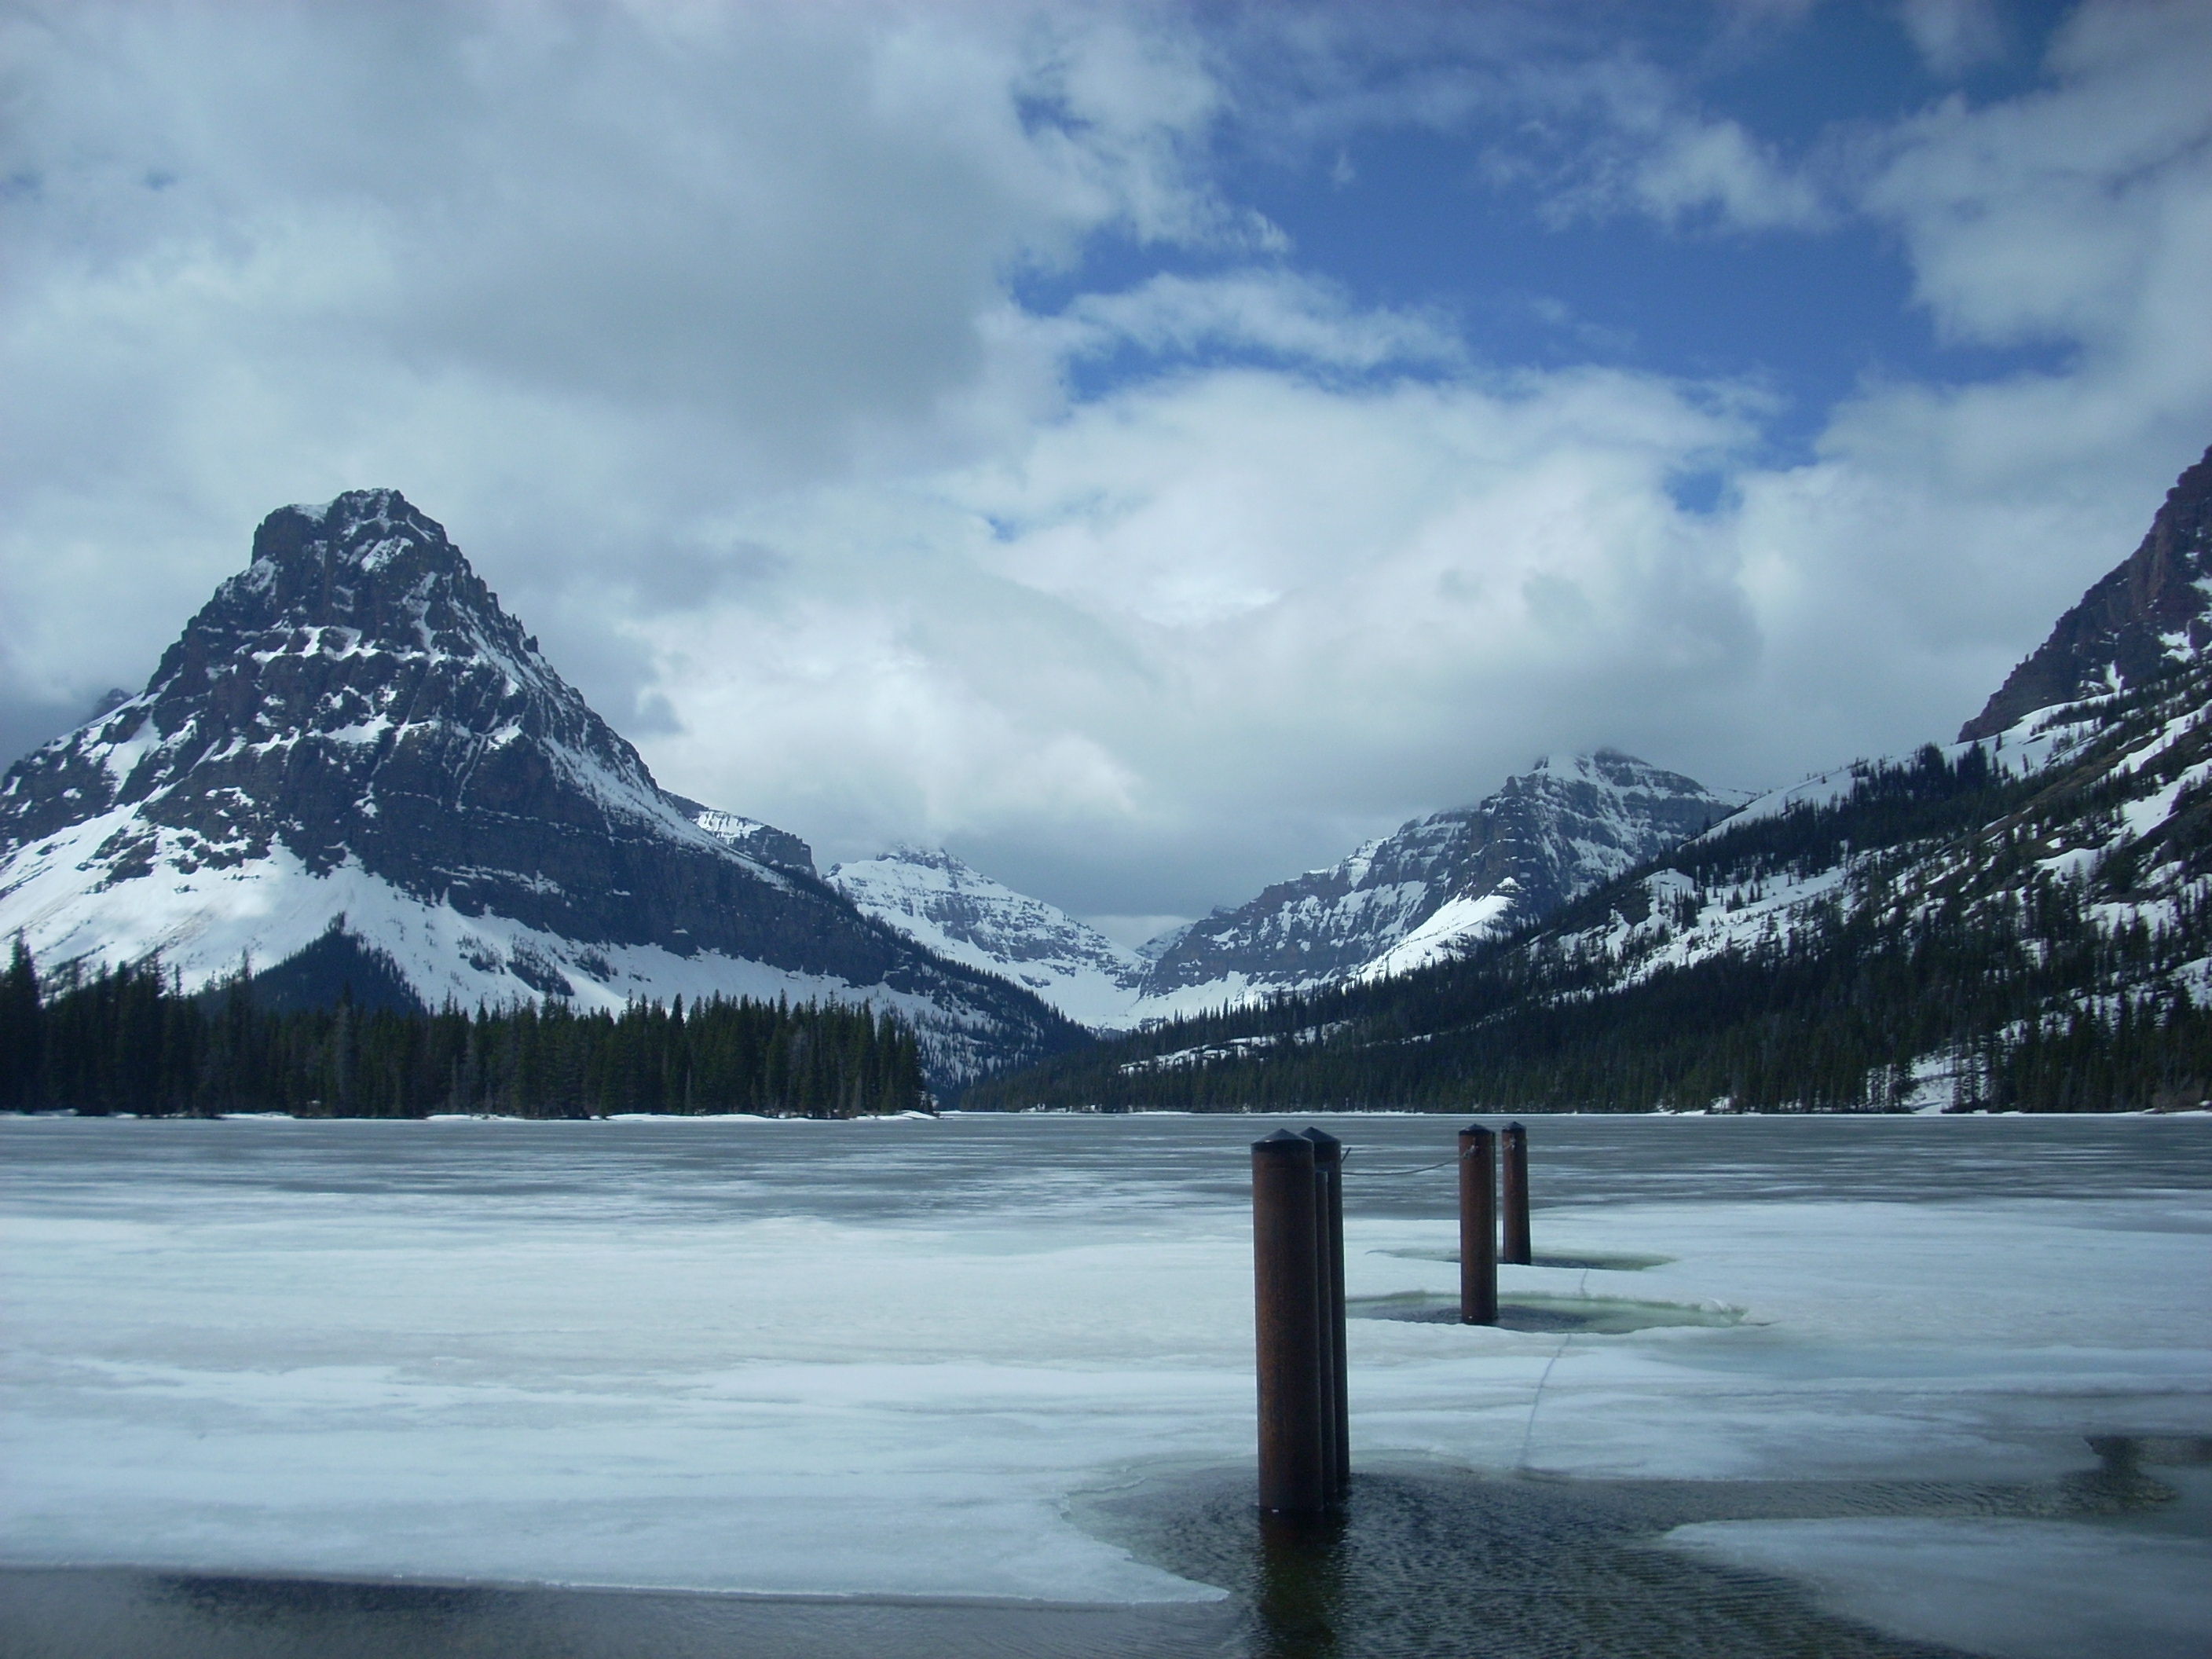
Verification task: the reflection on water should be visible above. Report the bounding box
[1254,1512,1350,1658]
[1084,1445,2191,1659]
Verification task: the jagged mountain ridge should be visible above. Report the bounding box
[826,848,1148,1031]
[0,490,1079,1093]
[830,753,1744,1031]
[1138,751,1746,1002]
[1962,443,2212,740]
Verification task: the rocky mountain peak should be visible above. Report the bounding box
[201,490,536,672]
[1961,444,2212,740]
[1135,750,1743,1005]
[2,489,666,865]
[0,491,1082,1090]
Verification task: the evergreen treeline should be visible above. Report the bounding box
[968,683,2212,1115]
[0,942,925,1119]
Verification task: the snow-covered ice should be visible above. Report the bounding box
[2,1112,2207,1655]
[1667,1516,2212,1659]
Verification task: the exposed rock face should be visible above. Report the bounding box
[681,803,819,879]
[1961,445,2212,741]
[829,847,1148,1031]
[0,490,1076,1090]
[1137,751,1743,1006]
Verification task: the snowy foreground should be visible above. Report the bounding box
[2,1112,2208,1656]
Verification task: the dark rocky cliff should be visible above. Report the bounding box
[1961,445,2212,741]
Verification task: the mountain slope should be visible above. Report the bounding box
[970,445,2212,1114]
[0,490,1079,1093]
[827,847,1148,1030]
[1134,751,1744,1010]
[827,755,1741,1031]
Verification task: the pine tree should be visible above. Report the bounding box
[0,936,40,1109]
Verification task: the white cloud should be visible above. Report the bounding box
[1898,0,2007,75]
[3,0,2210,923]
[1060,269,1463,373]
[1625,112,1829,230]
[1862,1,2212,356]
[1787,0,2212,699]
[626,359,1763,902]
[0,0,1231,753]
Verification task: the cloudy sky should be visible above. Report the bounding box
[4,0,2209,943]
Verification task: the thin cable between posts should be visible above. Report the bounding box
[1344,1157,1456,1177]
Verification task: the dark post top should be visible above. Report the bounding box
[1298,1126,1342,1165]
[1254,1128,1319,1163]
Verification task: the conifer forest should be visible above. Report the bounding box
[0,943,925,1119]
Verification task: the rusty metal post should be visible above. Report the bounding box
[1501,1120,1532,1265]
[1458,1123,1497,1325]
[1252,1130,1327,1514]
[1301,1126,1350,1500]
[1309,1159,1339,1499]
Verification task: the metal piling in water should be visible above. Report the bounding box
[1252,1130,1326,1513]
[1301,1126,1350,1500]
[1252,1127,1349,1513]
[1501,1120,1532,1265]
[1457,1123,1497,1325]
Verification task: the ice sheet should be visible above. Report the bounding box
[1665,1517,2212,1659]
[2,1114,2208,1618]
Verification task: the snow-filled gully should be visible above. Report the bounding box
[2,1111,2206,1659]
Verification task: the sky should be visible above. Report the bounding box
[3,0,2209,945]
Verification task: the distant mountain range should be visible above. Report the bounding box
[0,490,1080,1095]
[1,488,1730,1093]
[17,444,2207,1114]
[826,753,1743,1031]
[1135,752,1744,1005]
[969,442,2212,1114]
[824,848,1151,1030]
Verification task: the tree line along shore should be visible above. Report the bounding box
[0,945,925,1120]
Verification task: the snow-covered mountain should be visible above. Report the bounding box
[1555,442,2212,1024]
[835,754,1745,1031]
[0,490,1077,1092]
[826,848,1148,1030]
[1136,751,1745,1013]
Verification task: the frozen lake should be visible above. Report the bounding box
[3,1111,2209,1657]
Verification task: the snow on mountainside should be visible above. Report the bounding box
[1551,448,2212,1021]
[1547,698,2134,997]
[978,668,2212,1113]
[1136,751,1746,1011]
[830,756,1743,1031]
[0,490,1076,1092]
[827,848,1148,1031]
